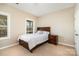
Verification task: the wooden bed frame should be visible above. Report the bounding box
[19,27,50,52]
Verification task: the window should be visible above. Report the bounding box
[26,20,33,34]
[0,12,10,39]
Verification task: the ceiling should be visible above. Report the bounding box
[7,3,74,17]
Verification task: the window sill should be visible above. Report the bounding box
[0,37,10,40]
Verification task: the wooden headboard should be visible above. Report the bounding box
[37,27,50,34]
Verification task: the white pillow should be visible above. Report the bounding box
[36,31,43,34]
[42,31,49,34]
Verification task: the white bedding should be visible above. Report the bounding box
[18,32,49,50]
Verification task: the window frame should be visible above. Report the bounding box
[26,20,33,33]
[0,12,10,40]
[25,19,35,34]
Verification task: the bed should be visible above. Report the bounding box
[18,27,50,52]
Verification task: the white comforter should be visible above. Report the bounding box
[18,33,48,50]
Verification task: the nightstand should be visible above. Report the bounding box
[48,35,58,45]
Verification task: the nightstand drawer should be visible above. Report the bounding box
[48,35,58,45]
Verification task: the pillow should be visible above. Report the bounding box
[36,31,43,34]
[42,31,49,34]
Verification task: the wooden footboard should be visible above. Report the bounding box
[19,39,48,53]
[19,39,29,50]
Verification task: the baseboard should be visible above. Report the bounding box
[58,42,75,48]
[0,43,19,50]
[0,42,74,50]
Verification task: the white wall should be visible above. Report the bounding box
[0,4,37,48]
[37,7,75,47]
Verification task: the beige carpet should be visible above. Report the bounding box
[0,43,75,56]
